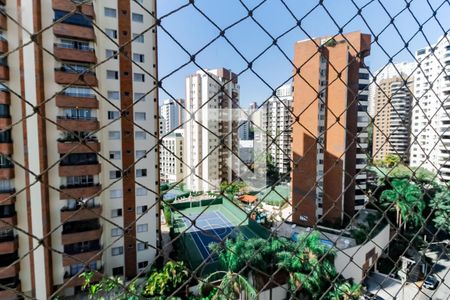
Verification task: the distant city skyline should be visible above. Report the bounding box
[158,0,450,106]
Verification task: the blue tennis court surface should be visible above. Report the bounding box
[182,211,238,259]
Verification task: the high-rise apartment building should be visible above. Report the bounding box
[410,35,450,180]
[0,1,158,298]
[238,101,257,141]
[261,83,293,175]
[160,98,185,135]
[160,130,184,184]
[184,68,239,192]
[372,75,413,162]
[291,32,371,227]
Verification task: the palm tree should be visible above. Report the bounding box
[380,178,425,229]
[199,271,257,300]
[326,282,363,300]
[430,190,450,232]
[276,231,337,298]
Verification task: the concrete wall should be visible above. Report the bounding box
[335,224,390,283]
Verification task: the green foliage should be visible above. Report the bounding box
[163,205,172,226]
[383,154,401,167]
[209,231,342,299]
[199,271,257,300]
[80,272,139,300]
[160,183,170,192]
[219,180,246,200]
[380,178,425,228]
[430,190,450,232]
[326,281,364,300]
[143,261,190,298]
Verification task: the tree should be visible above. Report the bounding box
[199,271,256,300]
[143,261,190,298]
[430,190,450,233]
[326,282,363,300]
[380,178,425,229]
[383,154,401,167]
[80,272,140,300]
[276,231,337,298]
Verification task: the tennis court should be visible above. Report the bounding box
[172,197,269,270]
[182,211,239,259]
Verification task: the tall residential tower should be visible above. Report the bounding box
[0,1,159,298]
[184,68,240,192]
[291,32,371,227]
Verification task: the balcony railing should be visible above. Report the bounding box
[54,43,94,52]
[62,220,100,234]
[60,182,98,190]
[54,67,95,76]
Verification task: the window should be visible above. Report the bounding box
[136,205,147,215]
[106,49,118,59]
[109,151,121,159]
[137,224,148,233]
[136,150,146,159]
[133,53,144,63]
[107,70,119,80]
[110,189,123,198]
[111,246,123,256]
[109,131,120,140]
[135,112,146,121]
[64,87,94,98]
[134,93,146,102]
[104,7,117,17]
[133,33,144,43]
[109,170,121,179]
[137,242,148,251]
[136,169,147,177]
[136,187,147,196]
[112,266,123,276]
[105,29,118,39]
[111,208,122,218]
[107,91,120,101]
[135,131,146,140]
[132,13,144,23]
[111,228,123,237]
[108,111,120,120]
[65,175,93,187]
[138,261,148,269]
[133,73,145,82]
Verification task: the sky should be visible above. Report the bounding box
[157,0,450,107]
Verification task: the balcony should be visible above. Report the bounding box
[56,116,99,132]
[0,254,19,280]
[0,190,14,205]
[0,91,9,105]
[54,68,98,86]
[53,23,95,41]
[0,278,20,300]
[0,167,13,180]
[0,65,8,81]
[55,93,98,109]
[61,220,102,245]
[60,205,101,223]
[57,139,100,154]
[52,0,95,18]
[0,213,16,230]
[64,268,102,287]
[59,183,101,200]
[59,163,100,177]
[0,11,6,30]
[0,117,10,129]
[54,43,97,64]
[63,243,101,266]
[0,236,17,255]
[0,40,7,54]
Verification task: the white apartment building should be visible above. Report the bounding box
[410,35,450,179]
[261,83,293,175]
[160,98,184,135]
[0,1,159,298]
[184,68,239,192]
[160,130,184,184]
[372,75,413,162]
